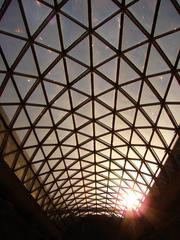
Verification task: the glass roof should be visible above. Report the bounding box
[0,0,179,219]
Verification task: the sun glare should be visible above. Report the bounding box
[122,191,139,210]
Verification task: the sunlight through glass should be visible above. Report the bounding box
[122,191,139,210]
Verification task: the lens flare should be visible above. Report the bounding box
[122,191,139,210]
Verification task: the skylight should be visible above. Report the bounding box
[0,0,179,220]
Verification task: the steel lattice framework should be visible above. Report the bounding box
[0,0,180,220]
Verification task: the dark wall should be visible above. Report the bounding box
[0,196,51,240]
[61,215,123,240]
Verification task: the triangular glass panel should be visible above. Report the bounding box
[73,74,91,95]
[44,131,58,145]
[134,146,147,157]
[94,101,110,118]
[155,0,180,35]
[114,115,129,130]
[63,134,76,146]
[130,159,142,170]
[66,58,86,82]
[95,123,109,136]
[98,90,115,108]
[76,101,92,118]
[14,76,36,99]
[118,59,139,84]
[42,145,55,157]
[82,140,94,151]
[151,131,164,148]
[45,60,66,84]
[1,34,25,66]
[49,147,62,159]
[24,131,38,147]
[51,108,67,124]
[157,32,180,65]
[135,110,151,127]
[166,77,180,102]
[146,46,169,75]
[14,129,28,144]
[59,115,74,130]
[157,108,174,128]
[93,36,115,65]
[15,48,38,75]
[69,37,90,65]
[44,81,63,102]
[97,57,118,82]
[2,105,18,123]
[159,129,175,146]
[57,129,71,141]
[140,82,159,104]
[168,105,180,125]
[99,114,113,128]
[118,129,131,142]
[131,131,144,145]
[36,110,53,127]
[34,45,58,73]
[37,16,61,50]
[22,0,51,34]
[80,123,93,137]
[148,74,170,98]
[0,79,19,103]
[142,105,161,123]
[129,0,157,33]
[91,0,119,27]
[94,73,112,95]
[96,14,121,48]
[120,108,136,124]
[60,14,85,48]
[26,106,44,123]
[145,149,157,164]
[138,128,152,143]
[122,80,141,102]
[53,91,71,110]
[113,134,125,146]
[67,149,79,159]
[74,115,89,128]
[27,83,46,104]
[62,0,88,26]
[128,148,139,159]
[122,14,146,50]
[71,90,88,108]
[77,133,90,144]
[32,149,44,162]
[35,128,50,142]
[0,0,27,37]
[125,43,148,71]
[116,90,133,110]
[99,133,112,145]
[0,55,6,71]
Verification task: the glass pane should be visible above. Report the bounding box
[91,0,119,26]
[60,14,85,48]
[122,15,146,50]
[0,34,25,66]
[22,0,51,34]
[62,0,88,26]
[0,0,27,37]
[129,0,157,33]
[96,14,121,48]
[93,36,115,65]
[155,0,180,35]
[69,37,90,65]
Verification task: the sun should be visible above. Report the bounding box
[122,191,139,210]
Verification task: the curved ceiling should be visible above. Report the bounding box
[0,0,180,220]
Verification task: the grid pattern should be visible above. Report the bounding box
[0,0,180,219]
